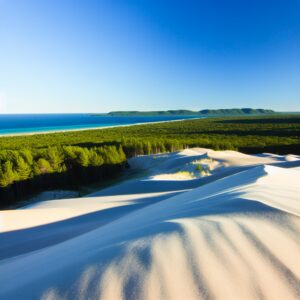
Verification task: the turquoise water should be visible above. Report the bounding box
[0,114,199,135]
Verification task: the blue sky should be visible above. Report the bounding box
[0,0,299,113]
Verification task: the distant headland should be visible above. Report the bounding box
[95,108,276,117]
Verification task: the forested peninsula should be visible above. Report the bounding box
[0,115,299,207]
[96,108,276,117]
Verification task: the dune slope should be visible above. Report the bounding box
[0,150,300,300]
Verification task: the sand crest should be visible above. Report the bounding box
[0,149,300,299]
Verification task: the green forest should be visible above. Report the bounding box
[0,115,299,207]
[98,108,275,116]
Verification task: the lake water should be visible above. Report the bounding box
[0,114,199,135]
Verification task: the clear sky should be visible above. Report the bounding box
[0,0,299,113]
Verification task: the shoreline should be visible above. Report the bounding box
[0,117,202,138]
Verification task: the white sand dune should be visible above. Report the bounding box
[0,149,300,299]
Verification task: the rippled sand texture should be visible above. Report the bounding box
[1,149,300,300]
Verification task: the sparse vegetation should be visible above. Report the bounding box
[174,171,195,179]
[195,164,204,172]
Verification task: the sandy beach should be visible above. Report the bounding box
[1,148,300,299]
[0,117,201,138]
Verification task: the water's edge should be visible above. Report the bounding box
[0,116,201,137]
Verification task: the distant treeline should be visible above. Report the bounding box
[99,108,275,116]
[0,115,299,207]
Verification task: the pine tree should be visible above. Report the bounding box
[0,161,17,187]
[77,148,89,167]
[63,146,77,160]
[20,149,33,165]
[0,167,6,187]
[16,156,31,181]
[89,150,104,167]
[34,158,53,175]
[47,147,64,171]
[117,145,126,162]
[144,141,151,155]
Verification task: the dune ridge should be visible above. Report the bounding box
[0,149,300,299]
